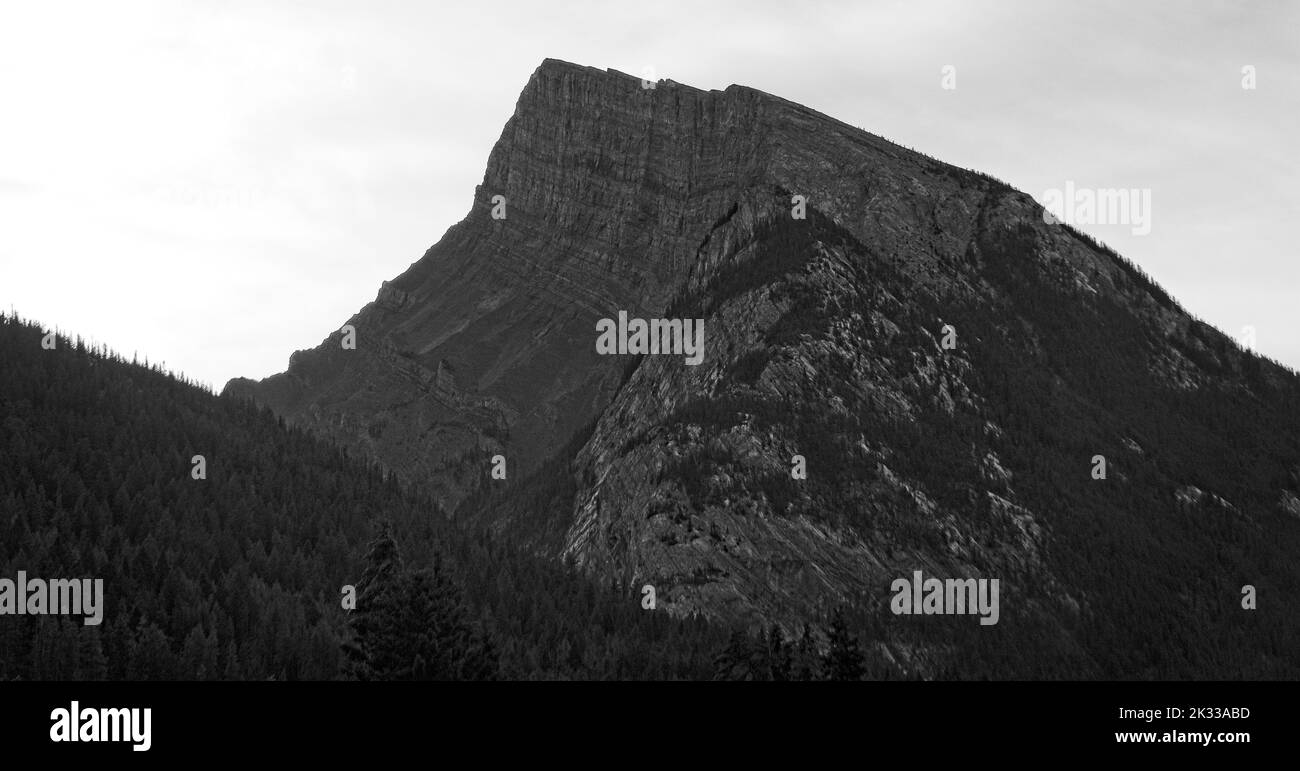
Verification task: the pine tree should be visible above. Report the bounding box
[222,642,242,681]
[342,525,498,680]
[182,624,219,680]
[762,625,792,681]
[823,607,865,681]
[27,618,60,680]
[388,567,497,680]
[128,621,178,680]
[75,626,109,680]
[788,623,819,680]
[341,522,404,681]
[712,630,757,681]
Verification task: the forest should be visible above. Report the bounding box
[0,312,745,680]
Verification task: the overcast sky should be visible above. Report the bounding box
[2,0,1296,388]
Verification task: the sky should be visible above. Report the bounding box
[1,0,1296,389]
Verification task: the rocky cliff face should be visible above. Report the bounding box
[223,58,1056,503]
[227,60,813,501]
[228,60,1300,672]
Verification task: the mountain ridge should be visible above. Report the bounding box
[221,57,1027,497]
[223,61,1300,675]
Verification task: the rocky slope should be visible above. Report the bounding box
[223,57,1021,504]
[226,61,818,499]
[227,60,1300,674]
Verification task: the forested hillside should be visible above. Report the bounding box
[0,312,727,680]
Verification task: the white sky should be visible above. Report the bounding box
[2,0,1296,389]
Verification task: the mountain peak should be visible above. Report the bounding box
[529,57,713,93]
[226,62,1300,642]
[221,61,1054,500]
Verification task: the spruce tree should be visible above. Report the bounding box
[76,626,109,680]
[341,521,404,680]
[790,623,823,681]
[823,607,865,681]
[342,524,498,680]
[389,567,496,680]
[222,642,242,681]
[712,630,757,681]
[762,624,792,681]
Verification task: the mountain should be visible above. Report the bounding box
[226,59,1300,677]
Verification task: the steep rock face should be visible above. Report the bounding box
[559,204,1065,629]
[229,61,1300,675]
[224,58,1055,503]
[226,60,859,500]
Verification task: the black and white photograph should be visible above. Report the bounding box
[1,0,1294,757]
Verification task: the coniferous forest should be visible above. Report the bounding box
[0,313,739,680]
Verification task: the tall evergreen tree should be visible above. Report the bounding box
[389,566,497,680]
[790,623,823,681]
[342,526,498,680]
[75,626,109,680]
[823,607,865,681]
[712,630,759,681]
[341,522,404,681]
[761,625,792,681]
